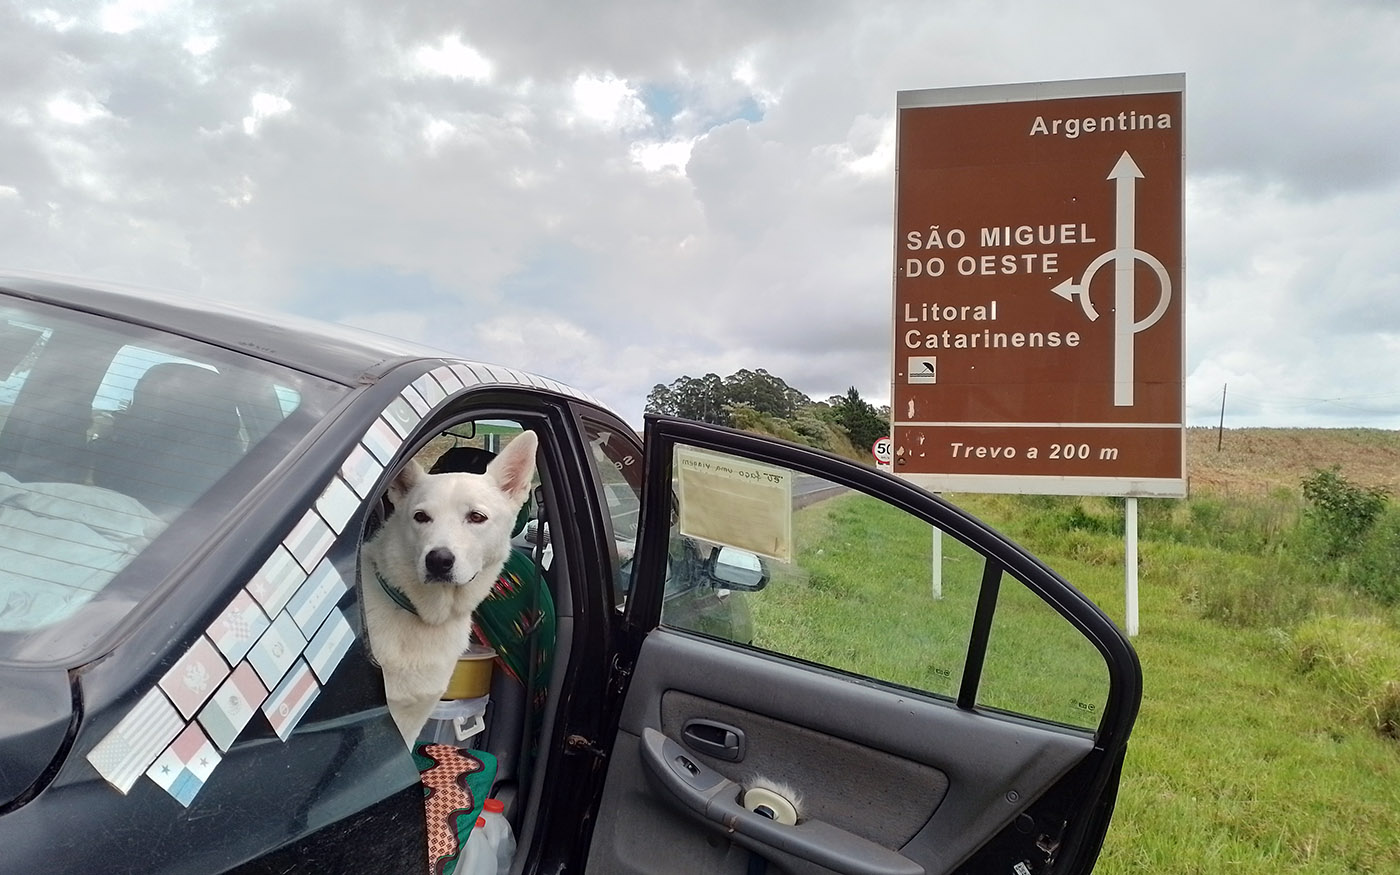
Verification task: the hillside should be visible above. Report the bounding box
[1187,427,1400,495]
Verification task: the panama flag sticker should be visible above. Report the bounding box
[197,661,269,752]
[146,723,222,807]
[262,658,321,741]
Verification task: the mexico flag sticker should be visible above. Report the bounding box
[197,661,269,752]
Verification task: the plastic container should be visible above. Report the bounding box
[457,816,497,874]
[443,644,496,699]
[417,695,489,747]
[480,797,517,872]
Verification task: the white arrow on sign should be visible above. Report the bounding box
[1110,152,1143,407]
[1049,151,1173,407]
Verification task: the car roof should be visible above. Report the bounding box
[0,271,578,399]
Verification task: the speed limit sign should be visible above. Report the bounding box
[871,436,893,469]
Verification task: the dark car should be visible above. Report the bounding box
[0,272,1140,875]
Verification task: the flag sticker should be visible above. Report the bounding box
[305,607,355,684]
[247,609,308,690]
[384,396,420,437]
[87,687,184,794]
[198,661,269,752]
[287,558,347,637]
[284,509,334,573]
[146,723,221,807]
[262,658,321,741]
[315,475,359,534]
[159,635,231,719]
[449,363,483,389]
[430,365,464,395]
[207,589,271,664]
[246,544,305,617]
[362,417,402,465]
[412,372,448,408]
[339,443,383,499]
[401,384,431,416]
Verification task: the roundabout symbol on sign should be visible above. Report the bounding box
[1049,151,1172,407]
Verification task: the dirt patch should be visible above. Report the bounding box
[1187,427,1400,497]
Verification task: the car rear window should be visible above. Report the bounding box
[0,296,346,664]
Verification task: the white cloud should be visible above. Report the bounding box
[630,138,695,174]
[184,34,218,56]
[413,34,493,83]
[99,0,176,35]
[46,95,110,126]
[27,8,79,32]
[569,73,650,131]
[242,92,292,136]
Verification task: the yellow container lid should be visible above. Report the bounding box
[442,645,496,700]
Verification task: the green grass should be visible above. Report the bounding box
[747,487,1400,873]
[958,491,1400,873]
[750,493,1111,729]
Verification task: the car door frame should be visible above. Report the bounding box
[609,414,1142,874]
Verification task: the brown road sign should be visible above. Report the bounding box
[891,75,1185,497]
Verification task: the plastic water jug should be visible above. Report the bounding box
[458,816,497,875]
[481,798,517,872]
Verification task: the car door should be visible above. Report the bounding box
[586,416,1141,875]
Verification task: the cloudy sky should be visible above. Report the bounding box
[2,0,1398,428]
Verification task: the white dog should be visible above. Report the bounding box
[361,431,538,746]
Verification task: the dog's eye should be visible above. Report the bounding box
[413,511,431,523]
[467,511,488,524]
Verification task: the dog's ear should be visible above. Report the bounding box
[486,431,538,507]
[387,459,427,505]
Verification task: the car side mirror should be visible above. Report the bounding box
[705,546,769,592]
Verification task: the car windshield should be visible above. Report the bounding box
[0,295,346,665]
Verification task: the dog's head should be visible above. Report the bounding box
[381,431,539,588]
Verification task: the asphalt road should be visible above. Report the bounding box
[792,473,847,509]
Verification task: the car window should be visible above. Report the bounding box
[579,417,644,610]
[0,296,344,661]
[658,442,1109,729]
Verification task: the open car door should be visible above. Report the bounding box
[586,417,1141,875]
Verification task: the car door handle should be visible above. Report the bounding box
[681,719,745,762]
[640,729,924,875]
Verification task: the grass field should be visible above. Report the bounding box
[756,428,1400,873]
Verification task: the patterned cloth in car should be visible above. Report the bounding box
[414,744,498,875]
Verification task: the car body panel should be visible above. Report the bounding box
[0,274,1139,873]
[583,416,1141,875]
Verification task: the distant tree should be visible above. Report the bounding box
[722,368,810,419]
[647,371,884,462]
[646,373,727,424]
[828,386,888,452]
[645,383,675,416]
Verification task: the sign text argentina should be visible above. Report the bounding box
[891,74,1185,497]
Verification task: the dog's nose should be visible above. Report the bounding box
[425,548,455,579]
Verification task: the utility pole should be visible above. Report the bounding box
[1217,383,1227,452]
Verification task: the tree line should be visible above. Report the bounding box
[645,368,888,459]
